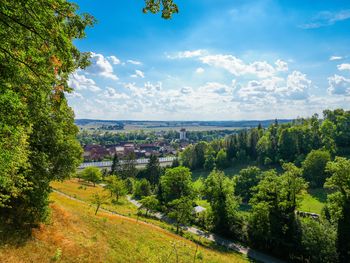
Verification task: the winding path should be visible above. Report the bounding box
[53,189,284,263]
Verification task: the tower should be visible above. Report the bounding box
[179,128,186,140]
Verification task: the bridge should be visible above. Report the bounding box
[78,156,176,170]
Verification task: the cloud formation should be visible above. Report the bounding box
[86,53,118,80]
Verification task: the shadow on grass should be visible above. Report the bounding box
[0,224,32,247]
[308,188,329,203]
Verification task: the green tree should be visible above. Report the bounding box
[120,152,137,179]
[110,154,120,175]
[299,218,337,263]
[160,166,194,204]
[81,166,102,187]
[215,149,229,170]
[234,166,262,202]
[320,119,337,154]
[0,0,93,226]
[104,176,127,202]
[167,197,193,233]
[145,154,161,186]
[204,170,241,236]
[325,157,350,263]
[249,164,307,257]
[143,0,179,19]
[91,193,108,215]
[302,149,331,188]
[133,179,152,199]
[139,195,159,216]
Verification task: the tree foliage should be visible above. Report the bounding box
[0,0,94,226]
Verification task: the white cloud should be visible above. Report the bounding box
[285,71,312,100]
[337,63,350,71]
[131,70,145,78]
[68,72,101,92]
[330,56,343,61]
[195,67,205,74]
[275,59,289,72]
[168,49,207,59]
[300,9,350,29]
[180,86,193,94]
[127,60,142,65]
[108,55,121,65]
[200,54,276,78]
[103,87,130,99]
[328,75,350,95]
[87,53,118,80]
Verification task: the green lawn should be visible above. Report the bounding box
[299,188,328,214]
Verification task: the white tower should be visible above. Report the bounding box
[179,128,186,140]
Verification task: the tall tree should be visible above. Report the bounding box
[204,170,241,236]
[0,0,94,226]
[120,152,137,179]
[325,157,350,263]
[249,164,307,257]
[145,154,161,186]
[110,154,120,175]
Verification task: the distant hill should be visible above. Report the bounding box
[75,119,292,129]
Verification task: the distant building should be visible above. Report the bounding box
[179,128,187,140]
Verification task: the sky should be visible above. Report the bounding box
[68,0,350,120]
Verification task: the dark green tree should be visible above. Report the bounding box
[234,166,262,202]
[302,149,331,188]
[204,170,241,236]
[145,154,161,186]
[110,154,120,175]
[325,157,350,263]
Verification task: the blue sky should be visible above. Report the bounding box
[68,0,350,120]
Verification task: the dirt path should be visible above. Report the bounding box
[53,189,285,263]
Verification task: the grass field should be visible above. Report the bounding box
[299,188,328,214]
[0,192,249,263]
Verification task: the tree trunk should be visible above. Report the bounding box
[95,204,100,215]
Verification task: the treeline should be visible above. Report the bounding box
[82,150,350,262]
[77,129,239,146]
[180,109,350,172]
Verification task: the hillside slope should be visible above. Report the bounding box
[0,192,248,263]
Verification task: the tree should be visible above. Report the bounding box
[133,179,152,199]
[302,149,331,188]
[145,154,161,186]
[91,193,108,215]
[215,149,229,170]
[104,176,127,202]
[160,166,194,204]
[81,166,102,187]
[204,170,241,236]
[110,154,120,175]
[248,164,307,257]
[167,197,193,233]
[325,157,350,263]
[139,195,159,216]
[0,0,93,227]
[120,152,137,179]
[234,166,262,202]
[143,0,179,19]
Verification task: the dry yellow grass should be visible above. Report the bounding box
[0,192,249,263]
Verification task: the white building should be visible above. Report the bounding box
[179,128,186,140]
